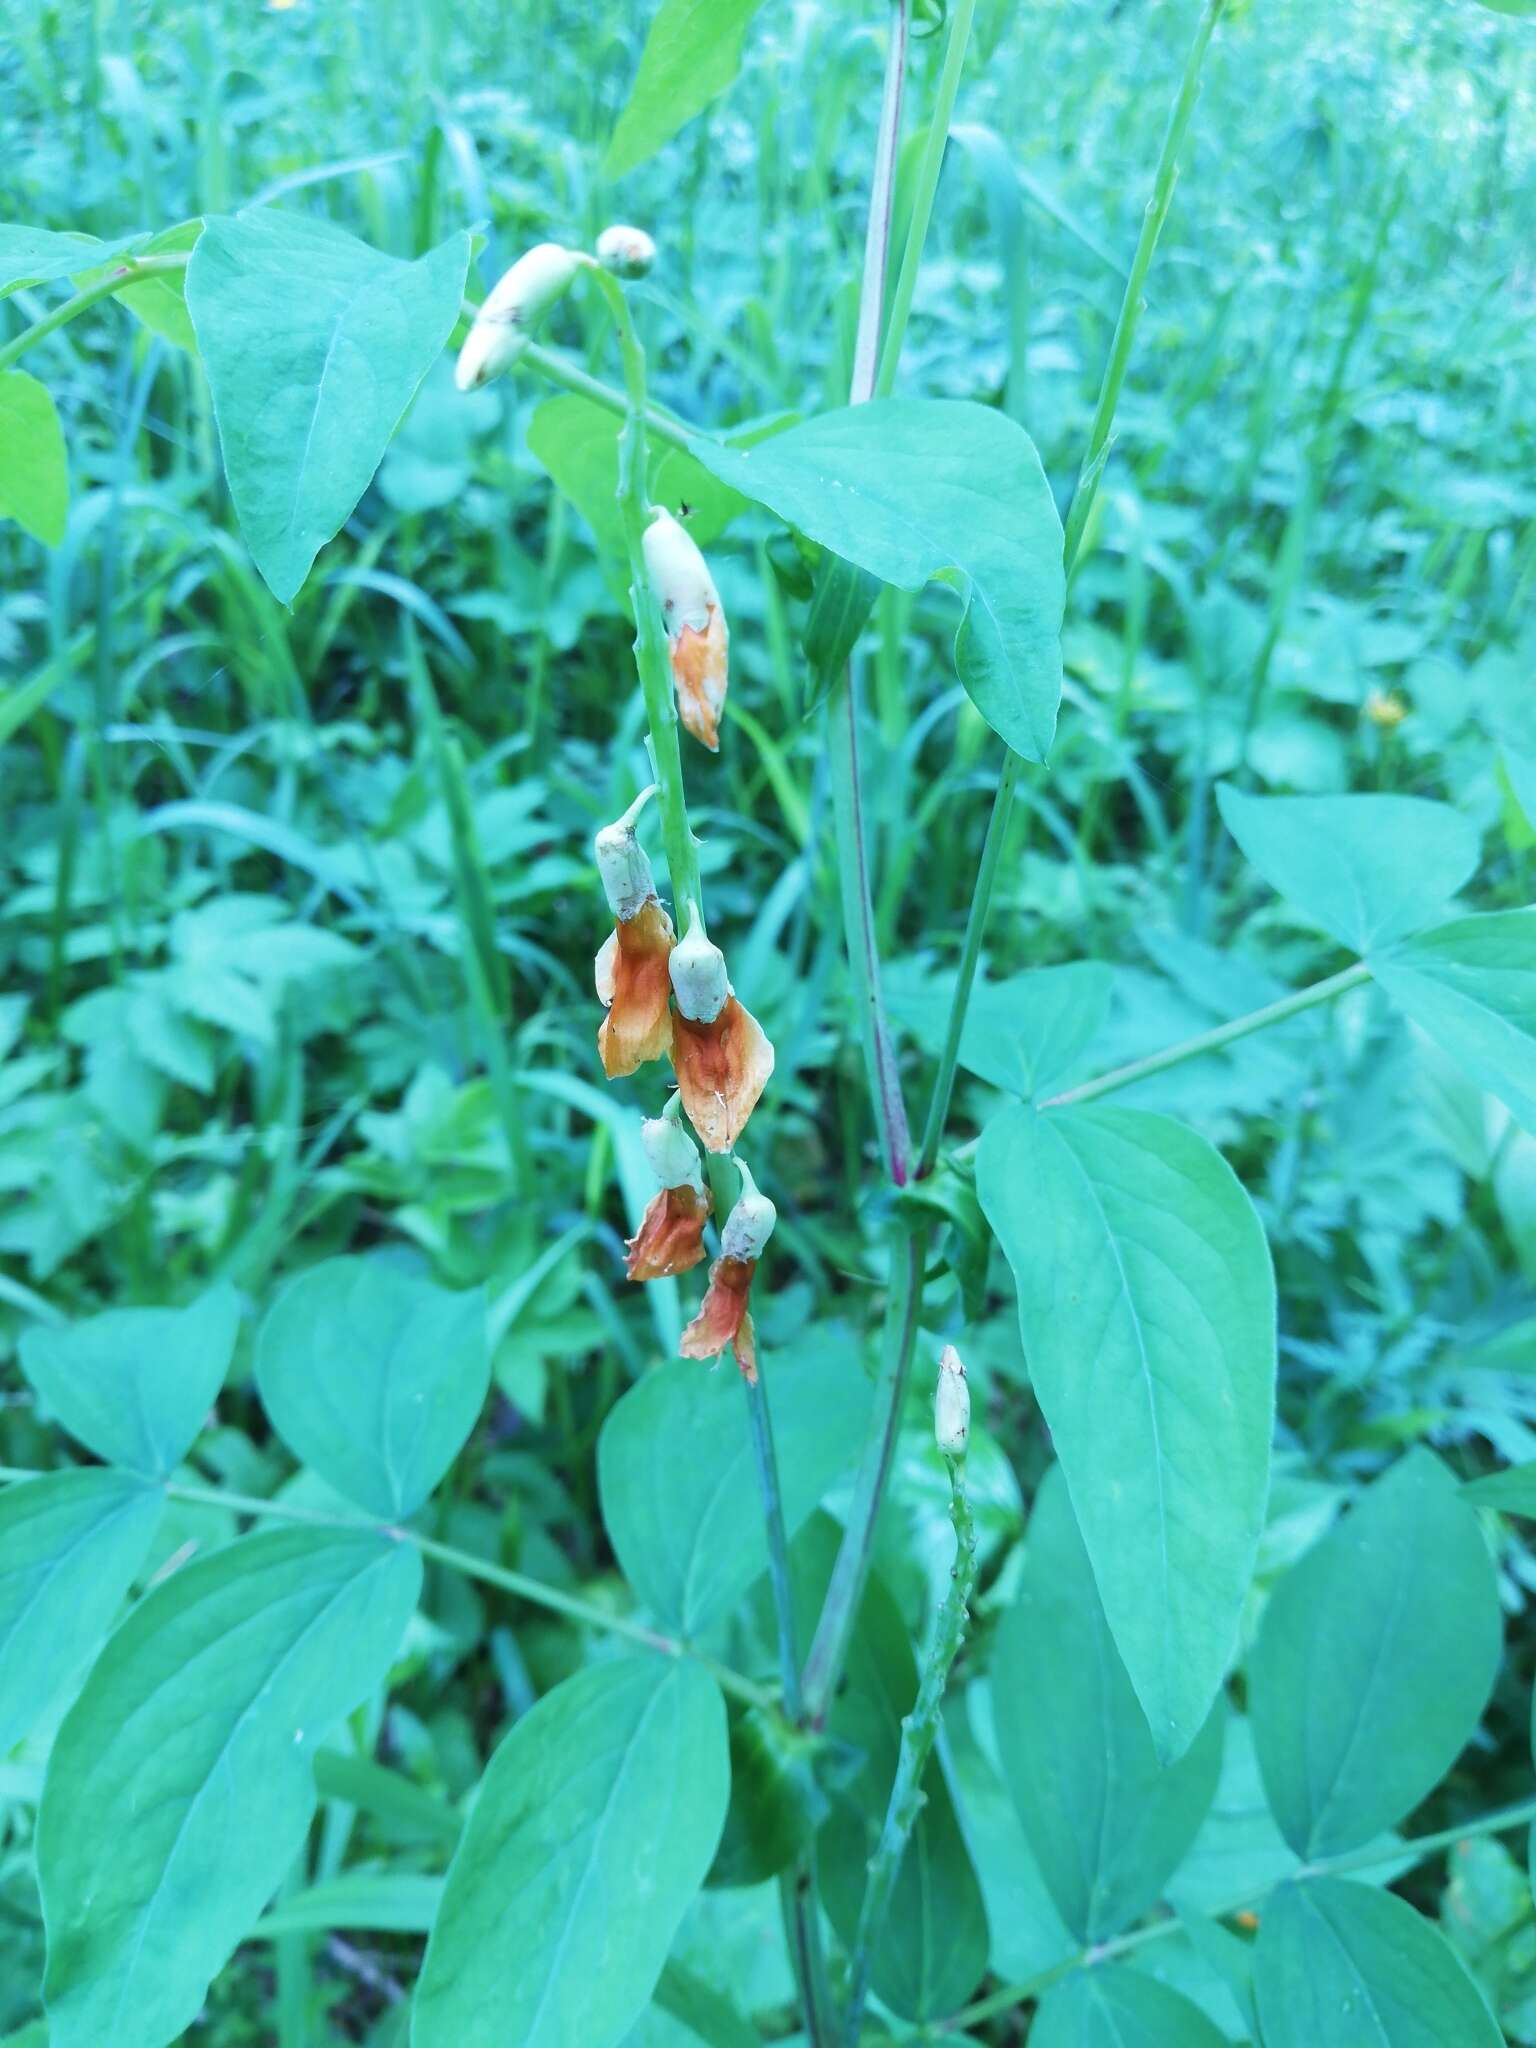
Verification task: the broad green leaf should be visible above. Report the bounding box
[412,1657,729,2048]
[186,212,470,603]
[992,1467,1224,1942]
[1031,1964,1229,2048]
[0,224,144,295]
[1253,1879,1502,2047]
[976,1103,1274,1759]
[40,1526,421,2048]
[256,1872,443,1936]
[598,1329,871,1634]
[1375,910,1536,1132]
[526,395,761,558]
[1462,1461,1536,1512]
[691,399,1066,760]
[114,219,202,350]
[888,960,1111,1100]
[0,371,67,546]
[19,1283,240,1475]
[256,1255,489,1520]
[803,1520,989,2022]
[1474,0,1536,13]
[1216,785,1479,954]
[0,1469,161,1755]
[1248,1449,1501,1859]
[604,0,769,178]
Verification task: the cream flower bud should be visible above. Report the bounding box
[596,223,657,279]
[669,915,729,1024]
[455,242,583,391]
[594,786,659,921]
[641,1113,704,1196]
[935,1344,970,1459]
[721,1174,776,1262]
[642,508,718,637]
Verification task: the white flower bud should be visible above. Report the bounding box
[935,1344,970,1459]
[722,1186,776,1262]
[455,243,583,391]
[596,223,657,279]
[641,1113,704,1196]
[642,507,720,639]
[669,918,729,1024]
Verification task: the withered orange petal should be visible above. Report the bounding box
[625,1183,713,1282]
[678,1255,758,1383]
[597,899,676,1080]
[670,995,774,1153]
[671,607,727,752]
[594,930,617,1006]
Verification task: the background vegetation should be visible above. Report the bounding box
[3,0,1536,2041]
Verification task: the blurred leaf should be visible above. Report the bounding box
[414,1658,729,2048]
[0,224,144,294]
[1376,911,1536,1133]
[1253,1878,1501,2047]
[1463,1462,1536,1512]
[39,1527,421,2048]
[186,211,470,602]
[256,1255,489,1519]
[1217,786,1478,954]
[992,1466,1224,1942]
[1248,1450,1501,1859]
[19,1283,240,1475]
[1031,1963,1229,2047]
[255,1872,443,1935]
[604,0,769,178]
[0,1469,161,1756]
[692,398,1065,760]
[977,1103,1274,1760]
[0,371,67,546]
[888,960,1111,1100]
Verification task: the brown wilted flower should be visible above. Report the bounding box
[642,507,729,751]
[626,1111,712,1281]
[593,791,675,1079]
[678,1167,776,1382]
[667,916,774,1152]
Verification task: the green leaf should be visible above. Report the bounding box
[0,1469,162,1755]
[1253,1879,1502,2047]
[526,394,757,559]
[255,1255,489,1520]
[598,1329,871,1635]
[604,0,769,178]
[691,399,1066,760]
[1248,1449,1501,1859]
[1031,1964,1230,2048]
[1375,910,1536,1132]
[1473,0,1536,14]
[19,1283,240,1475]
[412,1657,729,2048]
[255,1872,444,1936]
[992,1467,1224,1942]
[976,1103,1274,1760]
[0,371,68,546]
[802,554,881,713]
[0,224,144,295]
[1216,786,1478,955]
[1462,1461,1536,1512]
[39,1526,421,2048]
[114,219,202,350]
[186,212,470,603]
[889,960,1111,1100]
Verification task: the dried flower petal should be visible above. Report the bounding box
[643,508,729,751]
[679,1254,758,1381]
[670,608,729,751]
[671,995,775,1152]
[626,1182,713,1281]
[597,898,675,1078]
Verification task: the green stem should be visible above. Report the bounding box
[0,253,190,375]
[0,1469,778,1714]
[744,1364,804,1721]
[842,1450,978,2046]
[1040,962,1370,1112]
[949,1790,1536,2031]
[518,337,702,455]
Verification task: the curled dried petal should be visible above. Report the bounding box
[625,1182,713,1282]
[678,1254,758,1382]
[671,995,775,1153]
[671,607,728,752]
[597,899,675,1078]
[643,508,729,752]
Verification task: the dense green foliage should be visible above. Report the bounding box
[3,0,1536,2043]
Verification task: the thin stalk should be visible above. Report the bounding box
[800,1225,924,1725]
[782,1856,837,2048]
[842,1449,978,2046]
[0,1469,782,1714]
[949,1790,1536,2031]
[0,253,189,374]
[745,1365,804,1721]
[852,0,911,403]
[1040,962,1370,1111]
[518,337,702,454]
